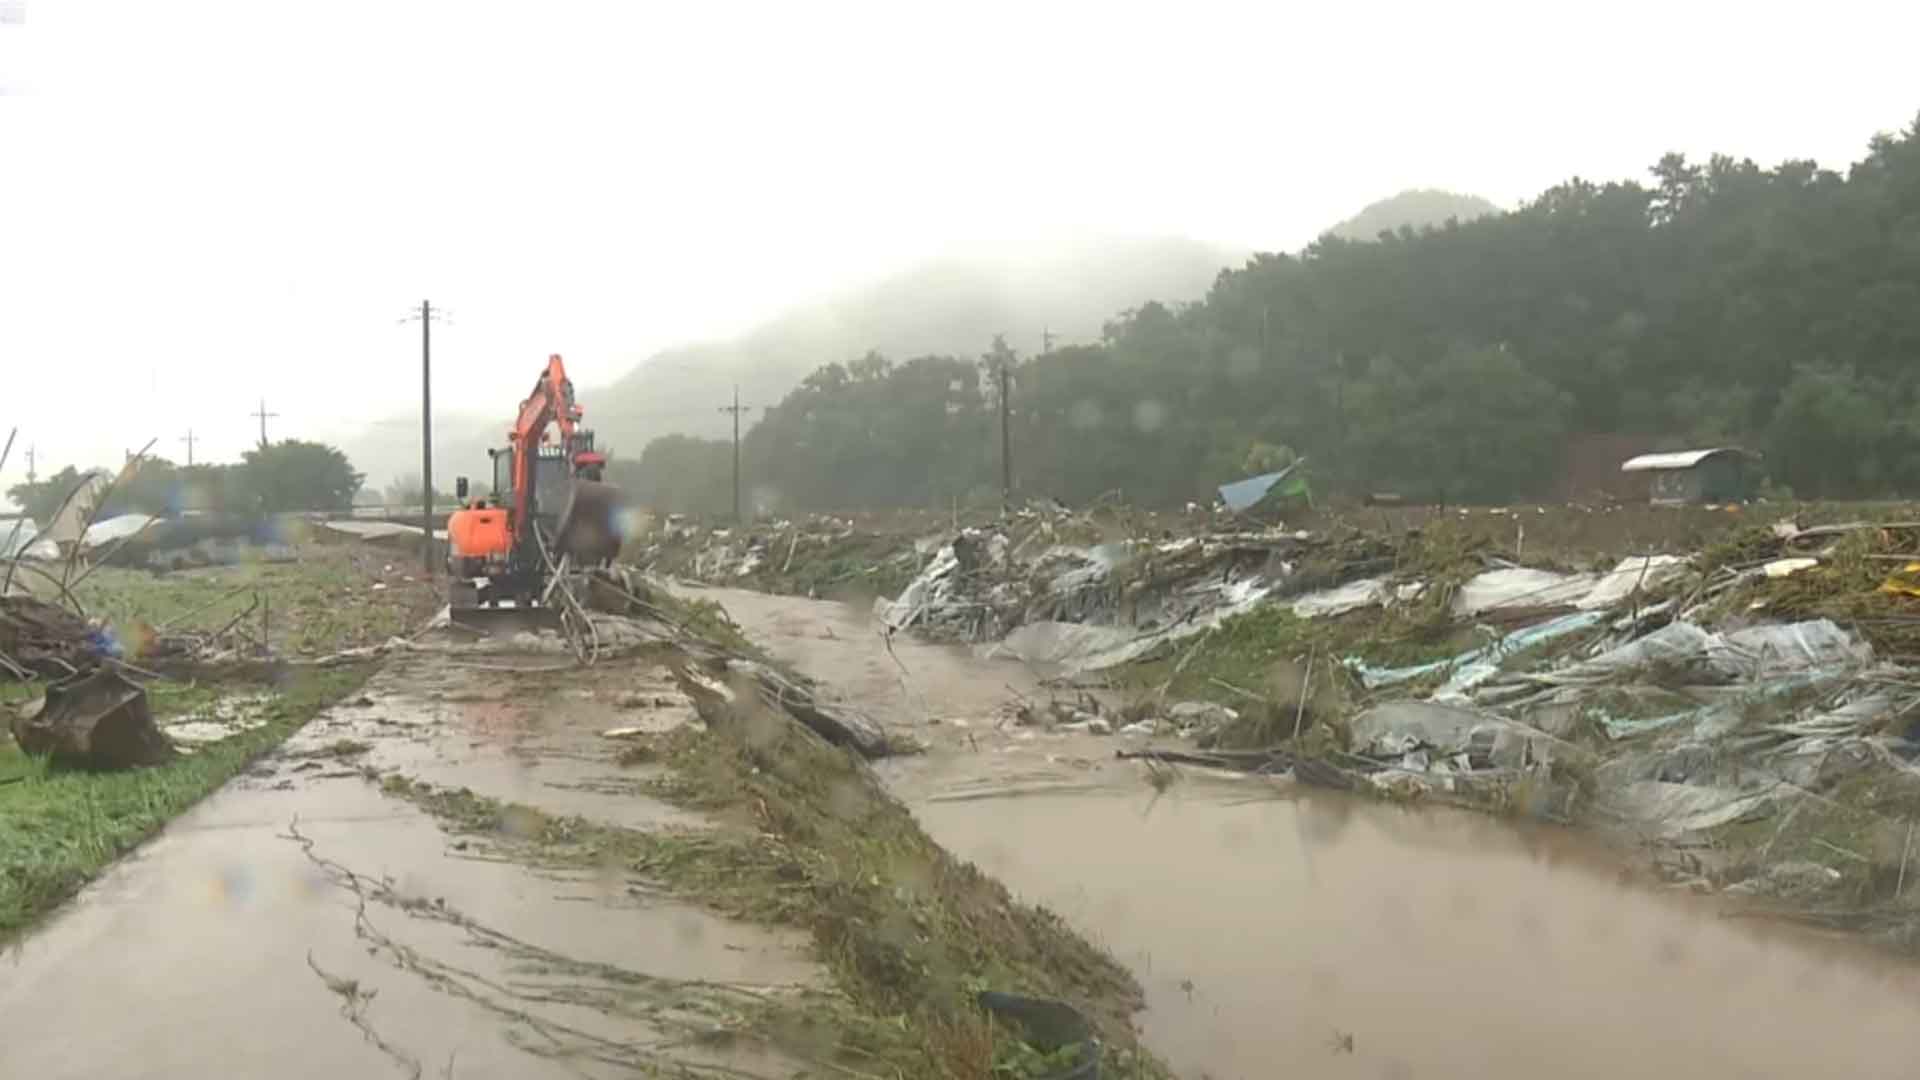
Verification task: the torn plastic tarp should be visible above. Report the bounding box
[1453,568,1594,616]
[79,513,160,548]
[990,620,1141,670]
[874,529,1012,634]
[1706,620,1873,680]
[875,544,962,631]
[1600,781,1781,837]
[1217,461,1309,514]
[1577,556,1688,609]
[0,523,55,560]
[1349,701,1490,756]
[1344,610,1605,694]
[1291,577,1389,618]
[1451,557,1688,617]
[991,578,1274,674]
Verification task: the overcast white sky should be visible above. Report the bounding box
[1,0,1917,493]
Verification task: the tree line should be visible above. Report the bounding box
[628,113,1920,512]
[7,441,365,522]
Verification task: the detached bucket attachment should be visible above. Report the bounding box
[556,479,626,567]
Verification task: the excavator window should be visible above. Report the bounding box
[491,448,512,500]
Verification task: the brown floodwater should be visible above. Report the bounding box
[920,779,1920,1080]
[693,585,1920,1080]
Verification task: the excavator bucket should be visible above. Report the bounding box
[555,479,626,567]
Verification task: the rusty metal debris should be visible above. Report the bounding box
[12,665,175,770]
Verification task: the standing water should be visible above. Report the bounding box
[698,585,1920,1079]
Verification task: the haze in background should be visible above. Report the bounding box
[1,0,1916,489]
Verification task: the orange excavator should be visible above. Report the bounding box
[445,354,625,617]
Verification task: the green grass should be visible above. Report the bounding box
[0,665,373,939]
[24,545,442,658]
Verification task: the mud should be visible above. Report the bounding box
[701,584,1920,1080]
[0,648,817,1079]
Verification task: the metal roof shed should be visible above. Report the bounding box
[1620,448,1755,505]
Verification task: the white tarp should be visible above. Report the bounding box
[1577,555,1688,609]
[80,513,160,548]
[1292,577,1389,618]
[0,522,55,560]
[1349,702,1492,756]
[319,520,449,542]
[1452,556,1688,617]
[1603,781,1782,837]
[1453,568,1595,615]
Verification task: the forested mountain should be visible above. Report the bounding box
[624,116,1920,515]
[588,235,1236,447]
[1327,189,1502,241]
[337,236,1232,486]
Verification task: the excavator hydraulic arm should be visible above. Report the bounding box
[445,353,625,616]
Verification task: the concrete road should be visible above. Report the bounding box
[0,649,816,1080]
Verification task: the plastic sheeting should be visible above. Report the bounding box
[1291,577,1389,618]
[1452,556,1687,617]
[1601,781,1781,837]
[0,522,55,560]
[1578,556,1688,609]
[79,513,159,547]
[1344,610,1606,695]
[1349,702,1491,756]
[1706,620,1873,680]
[1452,568,1592,615]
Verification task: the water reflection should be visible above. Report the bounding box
[915,779,1920,1080]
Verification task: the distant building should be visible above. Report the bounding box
[1620,448,1756,505]
[1559,433,1667,502]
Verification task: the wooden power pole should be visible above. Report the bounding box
[718,386,753,524]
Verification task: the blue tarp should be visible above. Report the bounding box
[1218,462,1309,513]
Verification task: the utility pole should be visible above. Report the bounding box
[718,386,752,524]
[1042,327,1056,355]
[398,299,447,575]
[24,444,35,484]
[251,399,278,450]
[998,358,1012,510]
[180,429,196,467]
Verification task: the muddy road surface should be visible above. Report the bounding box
[698,584,1920,1080]
[0,649,818,1080]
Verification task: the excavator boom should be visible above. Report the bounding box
[444,353,624,622]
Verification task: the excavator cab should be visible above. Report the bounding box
[444,354,627,625]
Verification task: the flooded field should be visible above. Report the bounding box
[922,781,1920,1079]
[699,585,1920,1080]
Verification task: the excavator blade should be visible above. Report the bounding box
[555,479,627,567]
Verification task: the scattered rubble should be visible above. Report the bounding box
[0,596,102,678]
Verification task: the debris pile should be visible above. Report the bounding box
[0,595,101,679]
[632,515,927,600]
